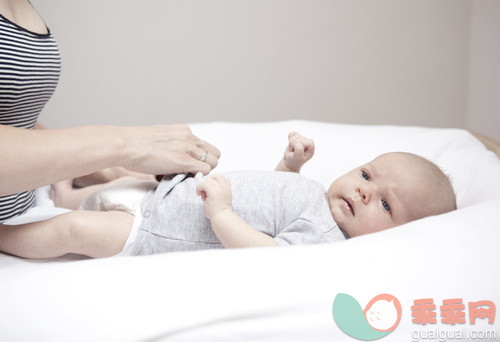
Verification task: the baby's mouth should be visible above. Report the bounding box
[343,198,355,216]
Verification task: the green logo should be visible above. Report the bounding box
[332,293,402,340]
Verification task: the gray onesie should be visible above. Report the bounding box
[123,171,345,256]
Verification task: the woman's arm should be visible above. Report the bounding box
[196,174,278,248]
[0,124,219,196]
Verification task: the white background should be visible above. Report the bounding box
[34,0,500,140]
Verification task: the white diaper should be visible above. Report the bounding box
[79,178,157,214]
[79,178,158,255]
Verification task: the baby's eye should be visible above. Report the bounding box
[361,171,370,181]
[381,200,391,213]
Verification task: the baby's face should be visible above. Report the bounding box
[326,153,432,237]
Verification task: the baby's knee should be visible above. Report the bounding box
[54,210,134,257]
[52,211,86,248]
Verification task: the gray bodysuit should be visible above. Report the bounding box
[119,171,345,256]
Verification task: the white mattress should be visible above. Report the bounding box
[1,120,499,341]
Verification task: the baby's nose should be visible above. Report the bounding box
[356,185,372,203]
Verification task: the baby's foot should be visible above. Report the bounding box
[50,179,75,208]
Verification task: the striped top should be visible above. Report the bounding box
[0,14,61,222]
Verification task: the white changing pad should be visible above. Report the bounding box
[0,120,499,341]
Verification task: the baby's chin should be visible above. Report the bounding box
[338,226,350,239]
[328,200,349,231]
[329,213,353,238]
[336,222,389,239]
[331,218,353,238]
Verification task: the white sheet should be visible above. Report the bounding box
[1,120,499,341]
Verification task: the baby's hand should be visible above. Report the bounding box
[196,174,232,219]
[281,131,315,172]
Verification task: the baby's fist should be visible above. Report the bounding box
[196,174,232,219]
[283,131,315,172]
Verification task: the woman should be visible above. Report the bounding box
[0,0,219,222]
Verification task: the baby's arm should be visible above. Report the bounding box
[0,210,133,259]
[275,131,315,173]
[196,175,278,248]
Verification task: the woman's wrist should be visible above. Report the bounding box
[75,125,131,172]
[106,126,139,170]
[102,125,158,173]
[53,125,134,179]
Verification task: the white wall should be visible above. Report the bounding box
[34,1,498,140]
[467,0,500,140]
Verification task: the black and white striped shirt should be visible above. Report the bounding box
[0,14,61,222]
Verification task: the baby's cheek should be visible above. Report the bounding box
[359,210,393,235]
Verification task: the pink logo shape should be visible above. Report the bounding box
[363,293,402,332]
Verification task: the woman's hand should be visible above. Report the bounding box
[74,125,221,187]
[121,124,220,177]
[196,174,232,220]
[276,131,315,173]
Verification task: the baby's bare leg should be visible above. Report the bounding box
[0,211,133,259]
[51,179,110,210]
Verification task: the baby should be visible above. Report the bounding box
[0,132,456,259]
